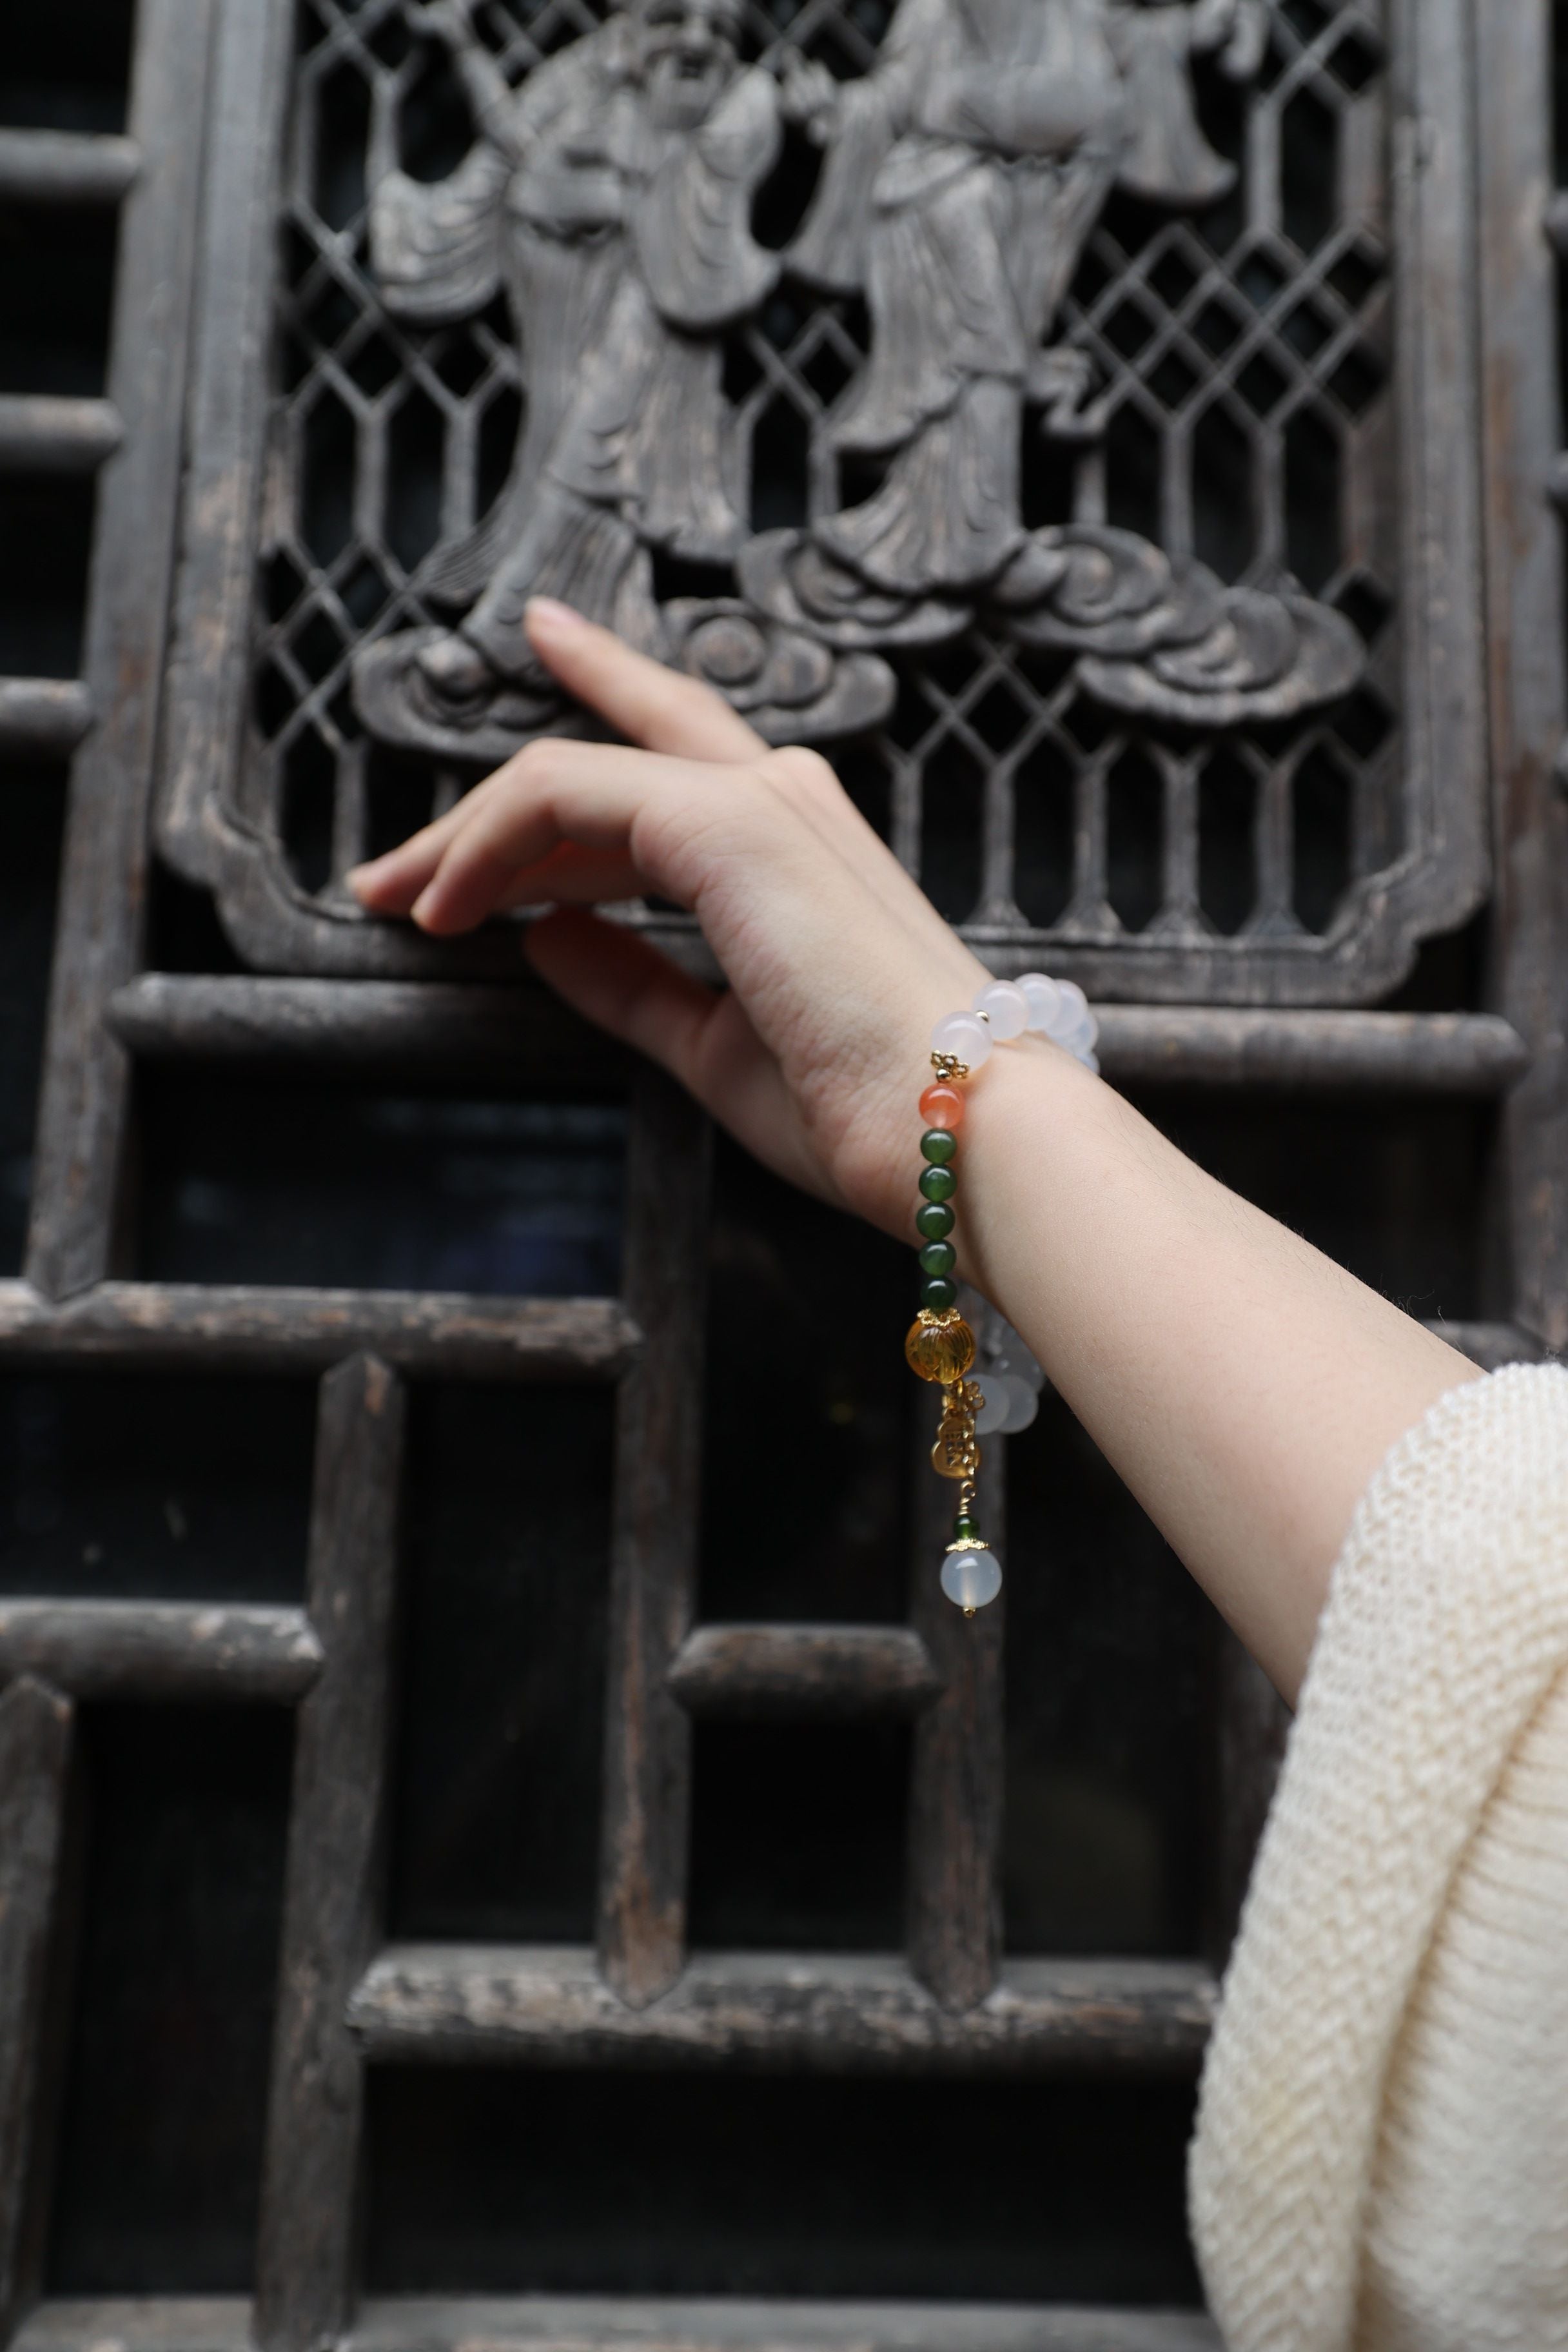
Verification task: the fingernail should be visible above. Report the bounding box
[526,596,584,635]
[410,888,437,929]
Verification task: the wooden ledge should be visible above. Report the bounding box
[348,1945,1217,2077]
[0,1282,639,1379]
[14,2297,1219,2352]
[110,978,1527,1096]
[0,1601,322,1703]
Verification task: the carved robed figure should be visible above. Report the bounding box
[353,0,1364,761]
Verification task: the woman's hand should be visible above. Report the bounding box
[349,597,990,1239]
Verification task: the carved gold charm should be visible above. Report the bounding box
[905,1311,975,1385]
[932,1381,983,1481]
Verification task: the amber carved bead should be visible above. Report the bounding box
[904,1311,976,1384]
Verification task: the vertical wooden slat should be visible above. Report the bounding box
[155,0,294,883]
[23,0,215,1299]
[0,1678,75,2342]
[1475,0,1568,1352]
[1369,0,1491,964]
[254,1356,406,2352]
[906,1404,1004,2014]
[597,1070,711,2008]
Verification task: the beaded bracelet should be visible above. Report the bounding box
[904,974,1099,1615]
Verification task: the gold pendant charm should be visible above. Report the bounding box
[932,1381,982,1480]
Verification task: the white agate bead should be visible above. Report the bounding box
[974,1371,1041,1436]
[931,1010,993,1067]
[972,980,1030,1041]
[971,1373,1013,1435]
[1001,1379,1039,1434]
[1017,972,1063,1034]
[941,1544,1003,1611]
[1054,985,1099,1048]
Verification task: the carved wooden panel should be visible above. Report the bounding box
[155,0,1487,1001]
[6,0,1568,2345]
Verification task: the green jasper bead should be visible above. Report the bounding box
[918,1239,957,1279]
[953,1513,980,1543]
[919,1164,957,1204]
[916,1199,956,1242]
[920,1275,958,1313]
[920,1128,957,1167]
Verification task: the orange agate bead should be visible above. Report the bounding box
[919,1083,964,1132]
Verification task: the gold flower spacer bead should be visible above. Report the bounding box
[930,1052,969,1084]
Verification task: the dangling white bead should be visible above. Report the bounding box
[975,1370,1042,1436]
[941,1544,1003,1611]
[1001,1380,1039,1434]
[931,1010,993,1066]
[969,1371,1019,1434]
[1017,972,1064,1034]
[972,980,1030,1041]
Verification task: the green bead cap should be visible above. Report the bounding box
[915,1199,956,1241]
[918,1164,957,1204]
[920,1128,957,1167]
[918,1239,957,1279]
[920,1275,958,1312]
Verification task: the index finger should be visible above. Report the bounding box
[525,598,767,763]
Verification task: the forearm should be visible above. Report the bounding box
[960,1044,1478,1702]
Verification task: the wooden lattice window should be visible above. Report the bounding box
[1,2,1565,2351]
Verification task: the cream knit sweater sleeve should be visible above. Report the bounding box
[1188,1362,1568,2352]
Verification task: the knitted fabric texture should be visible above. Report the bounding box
[1189,1362,1568,2352]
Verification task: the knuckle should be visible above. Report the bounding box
[762,745,839,798]
[499,736,562,795]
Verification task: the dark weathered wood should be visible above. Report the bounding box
[0,1603,322,1705]
[1207,1632,1290,1968]
[1378,0,1492,956]
[0,1680,75,2341]
[255,1356,405,2352]
[598,1070,710,2007]
[153,0,295,902]
[906,1396,1004,2015]
[23,0,215,1299]
[108,975,625,1081]
[108,979,1529,1097]
[0,399,122,475]
[348,1945,1215,2079]
[1476,3,1568,1353]
[357,2300,1220,2352]
[1094,1010,1527,1095]
[11,2295,1221,2352]
[0,130,141,204]
[0,1282,638,1380]
[668,1626,942,1720]
[0,683,92,759]
[1425,1321,1552,1373]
